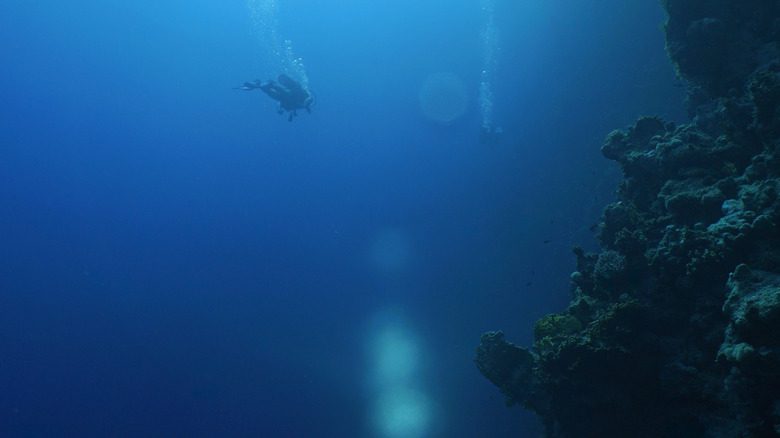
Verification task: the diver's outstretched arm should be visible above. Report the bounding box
[234,81,260,91]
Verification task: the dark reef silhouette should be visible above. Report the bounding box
[476,1,780,436]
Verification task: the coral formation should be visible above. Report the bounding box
[476,1,780,436]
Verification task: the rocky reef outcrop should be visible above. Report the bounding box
[476,1,780,436]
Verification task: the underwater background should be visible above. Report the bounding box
[0,1,686,436]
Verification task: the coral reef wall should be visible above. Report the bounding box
[476,1,780,436]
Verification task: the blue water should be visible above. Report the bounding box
[0,1,684,436]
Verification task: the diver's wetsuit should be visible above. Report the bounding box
[255,74,313,121]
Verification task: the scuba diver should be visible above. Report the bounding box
[236,74,313,121]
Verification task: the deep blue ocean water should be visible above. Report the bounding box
[0,1,685,436]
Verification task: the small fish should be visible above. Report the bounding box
[543,239,551,244]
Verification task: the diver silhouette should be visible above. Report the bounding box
[236,74,313,121]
